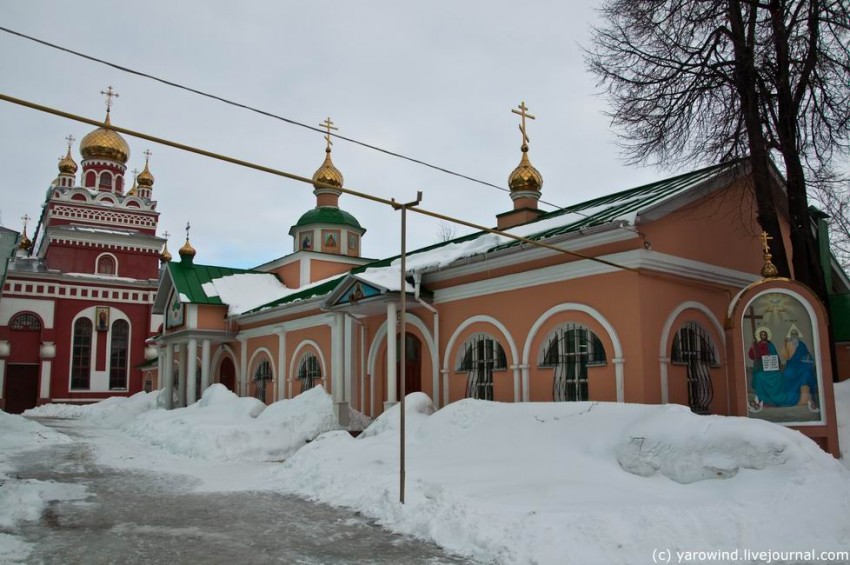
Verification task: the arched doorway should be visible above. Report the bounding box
[219,357,236,392]
[5,313,42,414]
[397,332,422,396]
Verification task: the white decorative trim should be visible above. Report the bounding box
[0,298,55,328]
[522,303,624,402]
[367,312,437,401]
[289,340,328,389]
[247,347,276,384]
[434,249,758,305]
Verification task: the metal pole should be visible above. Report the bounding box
[393,191,422,505]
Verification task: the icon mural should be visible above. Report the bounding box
[743,291,822,424]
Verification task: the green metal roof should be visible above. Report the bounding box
[289,207,363,235]
[167,261,264,305]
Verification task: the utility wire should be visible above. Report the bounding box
[0,92,639,274]
[0,25,571,210]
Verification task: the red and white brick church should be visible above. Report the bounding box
[0,90,164,413]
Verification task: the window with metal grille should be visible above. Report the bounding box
[9,313,41,331]
[297,353,321,394]
[457,334,506,400]
[253,359,273,403]
[539,324,606,402]
[71,318,93,389]
[109,320,129,389]
[671,322,717,414]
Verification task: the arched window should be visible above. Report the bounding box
[671,322,717,414]
[71,318,93,389]
[84,171,96,188]
[109,320,130,390]
[297,352,321,394]
[96,255,116,275]
[9,313,41,331]
[539,324,606,402]
[99,171,113,190]
[457,333,506,400]
[253,359,273,403]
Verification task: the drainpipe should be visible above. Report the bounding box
[413,271,440,409]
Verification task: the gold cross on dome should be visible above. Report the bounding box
[759,231,773,254]
[21,214,30,230]
[143,149,152,163]
[512,101,536,146]
[100,86,119,111]
[162,230,170,240]
[132,168,140,178]
[65,134,76,150]
[320,117,338,151]
[185,222,191,240]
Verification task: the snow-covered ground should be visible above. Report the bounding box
[3,382,849,564]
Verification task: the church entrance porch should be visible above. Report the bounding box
[4,364,39,414]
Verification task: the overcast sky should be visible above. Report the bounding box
[0,1,678,269]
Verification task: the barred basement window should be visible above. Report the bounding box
[457,334,506,400]
[539,324,606,402]
[109,320,129,389]
[671,322,716,414]
[9,313,41,331]
[253,360,273,403]
[297,353,321,394]
[71,318,93,389]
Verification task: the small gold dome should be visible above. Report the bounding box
[508,146,543,192]
[79,113,130,164]
[127,176,138,196]
[312,149,344,189]
[179,238,196,258]
[137,161,154,188]
[18,231,32,252]
[160,242,172,263]
[58,147,78,174]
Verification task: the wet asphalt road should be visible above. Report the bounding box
[12,419,472,565]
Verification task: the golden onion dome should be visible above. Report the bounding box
[137,161,154,188]
[79,113,130,164]
[18,231,32,252]
[508,146,543,193]
[312,148,344,189]
[179,238,196,258]
[160,241,172,263]
[58,147,78,175]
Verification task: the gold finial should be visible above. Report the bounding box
[65,134,76,152]
[159,230,172,263]
[759,230,779,278]
[137,149,154,188]
[127,168,139,196]
[18,214,32,251]
[312,117,344,190]
[58,135,78,175]
[512,101,536,150]
[320,117,338,153]
[100,86,119,123]
[179,222,196,260]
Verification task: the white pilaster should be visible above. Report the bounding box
[332,313,349,427]
[520,364,530,402]
[276,330,286,401]
[164,343,174,409]
[201,339,211,398]
[157,350,165,390]
[239,339,248,397]
[177,342,186,407]
[659,357,670,404]
[186,338,198,405]
[39,361,52,399]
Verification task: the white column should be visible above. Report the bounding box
[157,350,165,390]
[186,338,198,405]
[276,330,286,401]
[385,302,398,408]
[201,339,211,397]
[39,361,52,400]
[0,341,9,408]
[614,357,625,402]
[441,368,450,408]
[177,343,187,407]
[520,364,530,402]
[332,313,349,427]
[164,343,174,409]
[239,339,248,397]
[512,364,521,403]
[343,314,353,405]
[659,357,670,404]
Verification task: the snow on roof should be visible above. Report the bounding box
[65,272,141,282]
[200,273,292,316]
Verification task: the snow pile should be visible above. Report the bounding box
[274,398,850,565]
[25,390,164,428]
[123,384,339,462]
[0,411,87,563]
[835,378,850,470]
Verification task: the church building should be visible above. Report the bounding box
[0,90,164,413]
[151,104,845,456]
